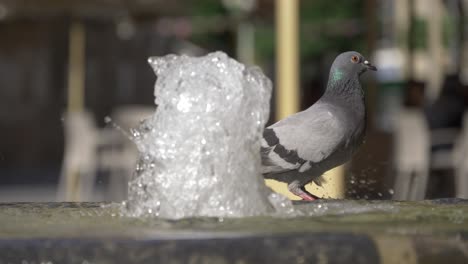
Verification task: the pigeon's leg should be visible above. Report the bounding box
[288,180,319,201]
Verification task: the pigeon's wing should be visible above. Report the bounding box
[261,128,303,174]
[261,103,346,174]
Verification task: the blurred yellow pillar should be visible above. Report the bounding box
[265,166,346,200]
[275,0,299,120]
[66,21,86,201]
[270,0,345,199]
[67,22,86,113]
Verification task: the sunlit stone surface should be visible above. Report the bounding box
[123,52,284,218]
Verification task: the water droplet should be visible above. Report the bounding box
[131,129,141,138]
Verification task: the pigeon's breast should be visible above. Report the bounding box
[313,100,366,173]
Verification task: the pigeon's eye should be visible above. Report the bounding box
[351,55,359,63]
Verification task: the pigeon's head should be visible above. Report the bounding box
[330,51,377,82]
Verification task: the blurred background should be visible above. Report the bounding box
[0,0,467,202]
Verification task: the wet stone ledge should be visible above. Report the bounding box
[0,199,467,263]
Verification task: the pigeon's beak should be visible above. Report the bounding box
[363,60,377,71]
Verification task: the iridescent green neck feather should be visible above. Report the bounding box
[331,69,343,83]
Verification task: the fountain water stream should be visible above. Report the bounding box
[123,52,293,218]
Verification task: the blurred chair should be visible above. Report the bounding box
[424,75,466,198]
[58,105,154,202]
[393,108,430,200]
[99,105,154,201]
[394,75,468,200]
[453,111,468,198]
[58,110,99,201]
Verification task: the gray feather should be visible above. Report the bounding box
[269,102,346,163]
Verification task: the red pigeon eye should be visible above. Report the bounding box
[351,55,359,63]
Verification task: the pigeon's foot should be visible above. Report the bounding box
[298,193,317,201]
[298,187,320,201]
[288,181,319,201]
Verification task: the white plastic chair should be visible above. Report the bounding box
[99,105,155,201]
[58,106,155,202]
[453,111,468,198]
[58,110,98,201]
[393,108,430,200]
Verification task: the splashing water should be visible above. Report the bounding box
[123,52,294,219]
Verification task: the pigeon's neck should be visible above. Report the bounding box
[322,71,365,116]
[320,67,367,136]
[323,69,364,101]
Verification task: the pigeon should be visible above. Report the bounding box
[261,51,377,201]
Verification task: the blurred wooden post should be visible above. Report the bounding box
[222,0,256,65]
[266,0,299,199]
[408,0,415,79]
[462,0,468,84]
[365,0,377,125]
[275,0,299,120]
[425,0,444,101]
[66,21,86,201]
[267,0,344,199]
[237,21,255,65]
[67,22,86,113]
